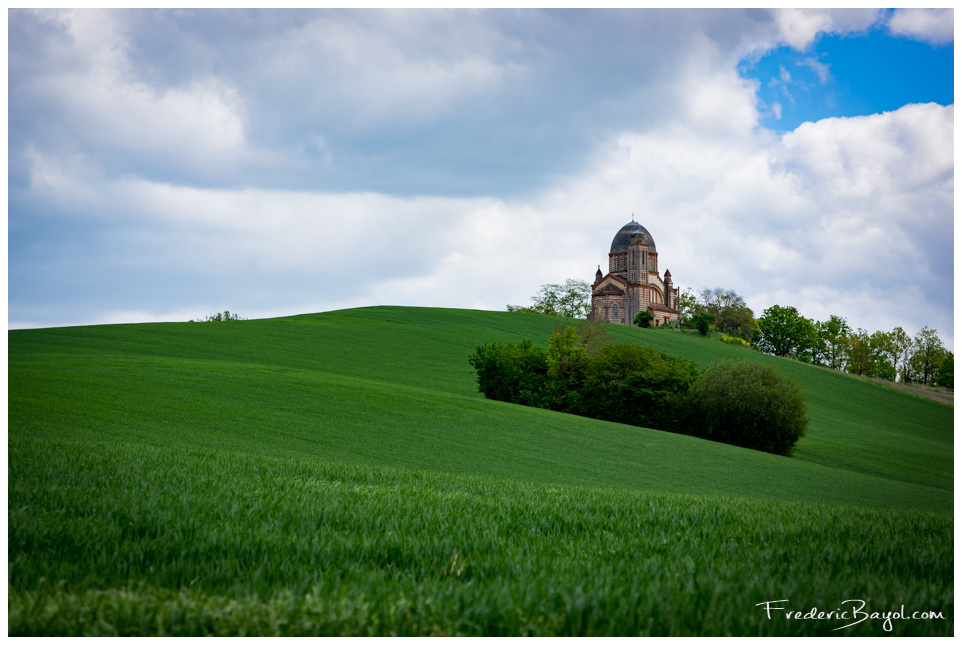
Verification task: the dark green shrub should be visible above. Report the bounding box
[692,312,715,336]
[576,342,698,430]
[468,340,548,404]
[633,311,654,328]
[541,326,591,412]
[469,337,806,457]
[688,361,808,456]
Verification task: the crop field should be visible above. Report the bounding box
[8,306,954,635]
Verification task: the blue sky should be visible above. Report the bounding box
[7,9,955,348]
[741,23,953,131]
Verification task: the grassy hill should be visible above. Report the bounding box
[8,306,954,635]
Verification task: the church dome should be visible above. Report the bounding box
[610,220,656,253]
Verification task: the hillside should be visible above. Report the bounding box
[9,306,952,512]
[8,306,954,635]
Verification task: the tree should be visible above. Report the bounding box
[844,328,876,377]
[634,311,654,328]
[575,318,614,357]
[890,327,913,383]
[687,361,809,456]
[933,352,953,389]
[717,304,759,341]
[676,288,698,328]
[693,287,757,340]
[868,330,896,381]
[507,279,592,319]
[907,327,947,385]
[692,312,715,336]
[814,315,850,370]
[757,305,816,360]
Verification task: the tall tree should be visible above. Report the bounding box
[696,287,757,340]
[869,330,897,381]
[890,327,913,383]
[508,279,592,319]
[845,329,876,377]
[814,315,850,370]
[575,319,614,357]
[676,288,698,327]
[908,327,947,385]
[933,352,954,389]
[757,305,816,360]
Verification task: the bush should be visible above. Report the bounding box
[467,340,548,405]
[692,312,714,336]
[634,311,654,328]
[469,333,807,458]
[688,361,808,456]
[576,342,698,431]
[542,326,590,412]
[720,335,751,348]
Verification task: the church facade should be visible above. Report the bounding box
[590,219,680,326]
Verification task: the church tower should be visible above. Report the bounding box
[589,219,680,326]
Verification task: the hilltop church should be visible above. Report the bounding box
[590,219,680,326]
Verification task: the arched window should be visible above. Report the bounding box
[613,303,619,319]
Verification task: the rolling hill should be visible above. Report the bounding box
[10,306,951,510]
[8,306,954,635]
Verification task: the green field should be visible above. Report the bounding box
[8,306,954,635]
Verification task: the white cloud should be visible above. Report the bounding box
[774,9,834,50]
[888,8,954,45]
[64,77,246,167]
[8,9,954,351]
[772,9,881,50]
[798,57,830,83]
[675,70,760,135]
[263,12,526,129]
[773,7,953,51]
[776,9,880,51]
[16,9,249,180]
[25,102,949,346]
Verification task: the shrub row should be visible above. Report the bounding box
[469,327,808,456]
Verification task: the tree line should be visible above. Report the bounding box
[752,304,952,387]
[509,281,953,389]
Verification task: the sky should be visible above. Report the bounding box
[7,8,956,348]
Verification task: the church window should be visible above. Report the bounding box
[613,303,618,318]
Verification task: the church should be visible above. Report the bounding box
[590,219,680,326]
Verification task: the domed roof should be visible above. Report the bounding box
[610,220,656,253]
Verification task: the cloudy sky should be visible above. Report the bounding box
[8,9,955,347]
